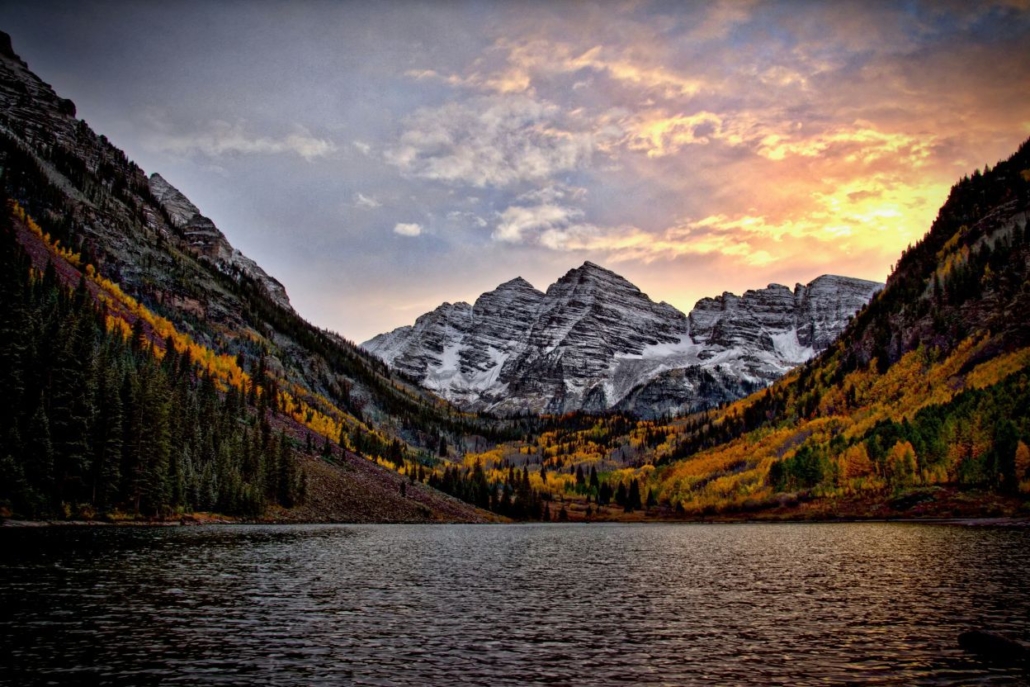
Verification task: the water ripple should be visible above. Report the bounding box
[1,523,1029,685]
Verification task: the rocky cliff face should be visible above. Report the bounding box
[0,35,291,318]
[363,264,882,417]
[149,173,292,312]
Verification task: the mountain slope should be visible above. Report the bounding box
[651,139,1030,516]
[148,172,293,313]
[364,263,881,417]
[0,30,509,522]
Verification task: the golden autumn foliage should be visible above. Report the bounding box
[13,200,366,456]
[885,440,918,487]
[838,443,875,482]
[1016,441,1030,494]
[10,200,82,267]
[92,267,254,394]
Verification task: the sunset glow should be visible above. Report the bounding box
[3,1,1028,340]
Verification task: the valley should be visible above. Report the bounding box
[1,29,1028,527]
[3,5,1030,686]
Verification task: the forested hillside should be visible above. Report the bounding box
[0,190,508,522]
[0,32,535,521]
[0,192,300,517]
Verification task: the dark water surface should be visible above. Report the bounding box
[1,523,1029,685]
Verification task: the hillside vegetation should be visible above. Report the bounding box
[452,138,1030,521]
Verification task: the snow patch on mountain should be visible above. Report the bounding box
[770,329,814,364]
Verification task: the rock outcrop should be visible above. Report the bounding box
[149,173,292,312]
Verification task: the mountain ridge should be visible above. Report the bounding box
[363,264,882,417]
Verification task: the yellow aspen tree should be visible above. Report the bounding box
[1016,441,1030,494]
[886,440,918,488]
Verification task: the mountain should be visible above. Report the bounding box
[363,263,882,417]
[415,137,1030,523]
[0,30,510,522]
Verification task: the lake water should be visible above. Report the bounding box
[1,523,1028,685]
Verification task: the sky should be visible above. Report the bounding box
[2,1,1029,343]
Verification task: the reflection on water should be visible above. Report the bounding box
[1,523,1028,685]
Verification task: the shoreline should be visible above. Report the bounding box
[4,515,1029,528]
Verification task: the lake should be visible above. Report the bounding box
[1,523,1028,685]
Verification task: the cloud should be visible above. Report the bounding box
[685,0,759,42]
[755,123,936,165]
[144,118,336,161]
[354,192,382,208]
[516,183,587,205]
[447,210,487,228]
[384,94,600,187]
[489,203,704,262]
[489,198,669,255]
[405,67,531,94]
[488,167,947,271]
[563,46,705,99]
[400,12,745,104]
[493,203,589,243]
[353,140,372,156]
[505,217,778,267]
[625,111,730,157]
[394,222,423,237]
[620,110,936,171]
[482,39,707,101]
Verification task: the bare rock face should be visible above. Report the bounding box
[363,263,882,417]
[148,172,203,228]
[494,262,688,414]
[149,173,293,312]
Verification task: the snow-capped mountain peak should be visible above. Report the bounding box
[362,266,882,417]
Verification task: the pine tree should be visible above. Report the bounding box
[625,479,641,513]
[277,430,297,507]
[25,399,55,515]
[91,362,122,511]
[49,309,95,507]
[0,203,29,454]
[615,481,627,507]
